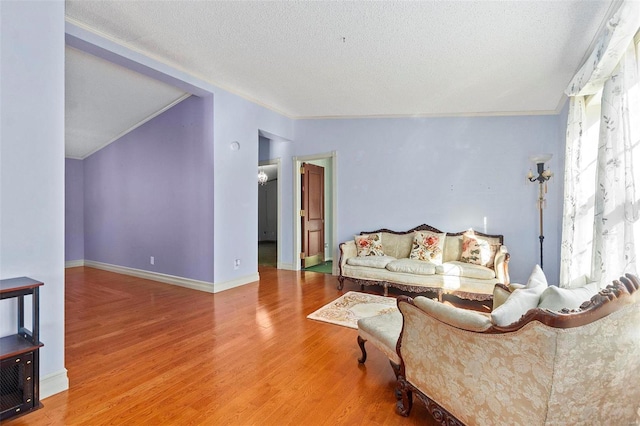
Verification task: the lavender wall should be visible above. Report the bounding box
[212,90,294,285]
[1,0,67,395]
[66,22,295,290]
[83,95,215,283]
[65,158,84,262]
[67,21,568,289]
[292,115,564,284]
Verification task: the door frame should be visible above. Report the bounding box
[293,151,337,272]
[259,157,282,269]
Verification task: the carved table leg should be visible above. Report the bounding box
[337,276,344,290]
[390,361,402,399]
[396,376,413,417]
[357,335,367,364]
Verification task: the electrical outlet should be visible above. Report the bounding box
[150,256,155,265]
[234,259,241,270]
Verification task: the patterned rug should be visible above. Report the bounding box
[306,291,398,329]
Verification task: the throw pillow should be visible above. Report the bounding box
[354,233,385,257]
[491,265,548,326]
[460,231,498,267]
[538,282,599,312]
[491,283,526,311]
[409,231,446,264]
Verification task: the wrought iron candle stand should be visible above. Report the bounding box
[527,154,553,269]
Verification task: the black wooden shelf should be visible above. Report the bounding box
[0,277,43,421]
[0,335,43,360]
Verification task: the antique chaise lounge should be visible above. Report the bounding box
[392,273,640,425]
[338,224,510,301]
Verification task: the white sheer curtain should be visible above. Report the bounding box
[561,1,640,288]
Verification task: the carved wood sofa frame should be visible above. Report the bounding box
[338,224,510,301]
[394,273,640,425]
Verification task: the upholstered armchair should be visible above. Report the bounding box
[395,274,640,425]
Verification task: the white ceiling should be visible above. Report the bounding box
[65,47,188,159]
[65,0,616,157]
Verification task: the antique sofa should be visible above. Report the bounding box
[392,273,640,425]
[338,224,510,300]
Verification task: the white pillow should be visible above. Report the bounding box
[538,282,599,312]
[525,264,548,289]
[491,265,548,327]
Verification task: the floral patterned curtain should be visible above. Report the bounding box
[591,41,640,286]
[561,1,640,288]
[560,96,596,288]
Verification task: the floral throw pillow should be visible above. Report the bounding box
[460,233,498,267]
[355,233,385,257]
[409,231,446,264]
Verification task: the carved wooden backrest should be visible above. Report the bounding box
[359,224,504,245]
[489,273,640,332]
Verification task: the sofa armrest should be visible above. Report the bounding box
[339,241,357,275]
[395,295,561,424]
[412,296,492,332]
[494,245,510,284]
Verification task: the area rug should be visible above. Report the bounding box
[306,291,398,329]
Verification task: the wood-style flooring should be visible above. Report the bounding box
[5,266,440,425]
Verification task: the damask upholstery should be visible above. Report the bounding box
[395,274,640,425]
[357,310,403,366]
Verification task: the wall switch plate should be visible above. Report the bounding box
[150,256,155,265]
[234,259,240,269]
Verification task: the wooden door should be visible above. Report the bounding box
[301,163,324,268]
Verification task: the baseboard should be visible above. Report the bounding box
[40,368,69,399]
[65,259,85,268]
[84,260,215,293]
[277,262,295,270]
[214,273,260,293]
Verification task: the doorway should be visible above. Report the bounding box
[301,162,325,268]
[258,160,280,268]
[294,152,336,273]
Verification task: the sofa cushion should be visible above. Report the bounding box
[409,231,446,264]
[355,233,385,256]
[414,296,493,332]
[538,283,599,312]
[386,258,437,275]
[436,261,496,280]
[442,234,464,263]
[491,265,548,326]
[492,283,527,310]
[380,232,414,259]
[460,232,498,267]
[347,255,396,269]
[492,285,512,311]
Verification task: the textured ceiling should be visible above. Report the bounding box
[65,47,188,159]
[65,0,615,119]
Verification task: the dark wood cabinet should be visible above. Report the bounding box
[0,277,43,420]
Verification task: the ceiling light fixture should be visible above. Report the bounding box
[258,169,268,186]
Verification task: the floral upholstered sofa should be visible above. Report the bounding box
[338,224,510,300]
[393,269,640,425]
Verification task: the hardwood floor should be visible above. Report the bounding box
[5,266,439,425]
